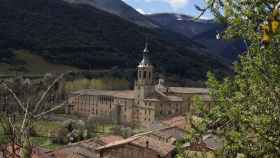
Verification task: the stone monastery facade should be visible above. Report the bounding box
[67,44,212,126]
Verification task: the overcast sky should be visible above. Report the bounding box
[122,0,213,19]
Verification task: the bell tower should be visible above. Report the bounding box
[135,42,154,103]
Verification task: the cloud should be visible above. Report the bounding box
[136,8,146,14]
[145,0,189,10]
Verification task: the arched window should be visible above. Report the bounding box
[143,71,147,78]
[138,70,141,79]
[149,72,152,80]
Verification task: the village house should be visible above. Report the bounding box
[67,44,212,126]
[147,126,185,145]
[47,132,177,158]
[145,116,188,145]
[48,135,124,158]
[96,135,176,158]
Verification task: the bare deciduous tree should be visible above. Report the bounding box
[0,72,78,158]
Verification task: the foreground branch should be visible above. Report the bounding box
[33,72,68,113]
[0,83,26,112]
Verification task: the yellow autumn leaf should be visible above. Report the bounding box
[271,20,279,33]
[262,32,271,44]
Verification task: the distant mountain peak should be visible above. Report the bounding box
[175,14,183,21]
[147,13,244,62]
[149,13,214,23]
[62,0,158,28]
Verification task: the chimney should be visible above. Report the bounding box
[146,141,149,148]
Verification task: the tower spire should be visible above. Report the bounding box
[143,40,149,53]
[139,40,151,66]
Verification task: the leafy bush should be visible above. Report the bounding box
[112,126,133,138]
[52,127,68,144]
[85,117,97,133]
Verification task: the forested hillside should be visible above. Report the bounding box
[0,0,231,80]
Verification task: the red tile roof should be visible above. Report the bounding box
[96,135,175,157]
[71,89,135,99]
[132,136,175,157]
[49,136,125,158]
[161,115,187,130]
[32,148,53,158]
[98,135,124,145]
[169,87,209,94]
[49,139,100,158]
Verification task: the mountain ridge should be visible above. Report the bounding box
[147,13,245,62]
[59,0,244,62]
[62,0,158,28]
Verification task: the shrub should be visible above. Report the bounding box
[52,127,68,144]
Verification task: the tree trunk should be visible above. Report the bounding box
[20,136,32,158]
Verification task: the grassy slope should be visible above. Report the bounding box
[0,50,79,75]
